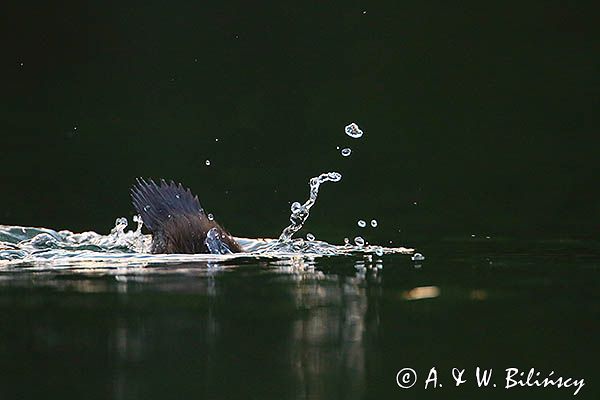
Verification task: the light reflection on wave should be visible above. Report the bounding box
[0,224,413,268]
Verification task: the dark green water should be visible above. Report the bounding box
[1,239,598,399]
[1,1,599,399]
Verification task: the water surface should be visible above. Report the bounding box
[0,238,597,399]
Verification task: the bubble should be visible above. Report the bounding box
[205,159,211,166]
[375,247,384,256]
[370,219,378,227]
[344,122,363,138]
[341,148,352,157]
[354,236,365,247]
[411,252,425,262]
[207,213,214,221]
[357,220,366,228]
[306,233,315,241]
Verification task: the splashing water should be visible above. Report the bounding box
[0,175,412,267]
[278,172,342,242]
[0,221,412,267]
[0,122,418,267]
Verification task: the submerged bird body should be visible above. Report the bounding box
[131,179,242,254]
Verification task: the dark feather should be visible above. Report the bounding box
[131,179,242,254]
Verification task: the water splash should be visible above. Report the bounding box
[0,121,419,267]
[0,222,413,267]
[205,227,234,255]
[278,172,342,242]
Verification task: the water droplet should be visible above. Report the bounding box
[354,236,365,247]
[341,148,352,157]
[215,138,219,142]
[344,122,363,138]
[370,219,378,227]
[344,237,350,245]
[205,159,211,166]
[375,247,384,256]
[306,233,315,241]
[175,194,180,199]
[207,213,214,221]
[411,252,425,262]
[291,202,302,213]
[357,220,366,228]
[328,172,342,181]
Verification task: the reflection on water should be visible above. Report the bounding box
[0,239,598,400]
[0,259,376,400]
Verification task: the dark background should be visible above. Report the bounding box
[1,1,598,243]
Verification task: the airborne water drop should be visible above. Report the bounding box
[344,122,363,138]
